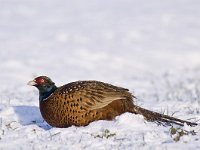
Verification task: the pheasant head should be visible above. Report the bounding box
[28,76,57,101]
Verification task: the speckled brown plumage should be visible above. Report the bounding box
[28,76,198,128]
[39,81,134,127]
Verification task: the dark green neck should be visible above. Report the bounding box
[39,85,57,102]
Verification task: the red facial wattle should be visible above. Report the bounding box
[35,77,46,85]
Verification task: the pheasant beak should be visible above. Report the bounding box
[27,80,37,86]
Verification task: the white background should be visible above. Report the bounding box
[0,0,200,149]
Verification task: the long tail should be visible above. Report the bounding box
[130,105,198,126]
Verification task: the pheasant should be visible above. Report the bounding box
[28,76,197,128]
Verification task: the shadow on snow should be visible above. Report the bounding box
[13,105,52,130]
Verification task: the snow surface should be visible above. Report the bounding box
[0,0,200,149]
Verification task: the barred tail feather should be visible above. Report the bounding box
[130,106,197,126]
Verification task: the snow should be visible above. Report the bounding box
[0,0,200,149]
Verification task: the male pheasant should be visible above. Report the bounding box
[28,76,197,128]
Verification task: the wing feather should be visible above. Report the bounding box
[76,81,132,110]
[58,80,133,111]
